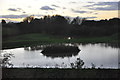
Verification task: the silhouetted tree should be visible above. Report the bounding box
[1,19,6,24]
[71,17,83,25]
[2,14,120,38]
[23,16,34,23]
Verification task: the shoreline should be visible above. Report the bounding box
[2,33,119,49]
[2,68,119,79]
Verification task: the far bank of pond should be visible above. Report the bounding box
[2,33,119,49]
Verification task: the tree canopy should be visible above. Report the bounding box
[2,15,120,38]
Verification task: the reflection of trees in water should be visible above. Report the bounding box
[23,43,119,52]
[1,52,14,68]
[24,43,119,51]
[24,46,43,51]
[98,43,119,48]
[24,45,51,51]
[79,43,119,48]
[70,58,84,69]
[43,52,79,58]
[24,43,80,51]
[105,43,119,48]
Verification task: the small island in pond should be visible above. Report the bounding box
[41,45,80,53]
[41,44,80,57]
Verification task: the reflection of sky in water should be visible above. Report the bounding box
[78,44,118,68]
[2,43,119,68]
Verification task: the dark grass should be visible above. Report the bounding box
[2,33,119,49]
[2,68,119,79]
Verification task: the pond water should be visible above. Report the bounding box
[1,43,119,69]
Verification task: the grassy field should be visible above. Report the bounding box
[3,33,119,49]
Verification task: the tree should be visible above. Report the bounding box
[65,17,71,24]
[1,19,6,24]
[23,16,34,23]
[71,17,83,25]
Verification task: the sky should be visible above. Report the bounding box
[0,0,119,22]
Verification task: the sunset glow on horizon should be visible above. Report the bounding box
[0,0,119,22]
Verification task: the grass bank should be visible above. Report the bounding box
[3,33,119,49]
[2,68,119,79]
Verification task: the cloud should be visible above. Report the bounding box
[93,2,118,10]
[34,14,44,17]
[8,8,26,13]
[1,14,28,18]
[94,2,118,6]
[86,2,119,11]
[71,9,91,14]
[83,5,93,7]
[74,10,87,13]
[51,5,60,8]
[40,6,55,10]
[23,12,26,13]
[64,16,97,20]
[85,17,97,19]
[69,2,76,4]
[0,14,44,19]
[8,8,18,11]
[94,13,98,15]
[28,6,31,8]
[63,7,66,9]
[87,2,95,3]
[90,7,118,11]
[118,1,120,10]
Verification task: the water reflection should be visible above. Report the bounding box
[79,43,119,48]
[1,43,119,69]
[24,46,43,51]
[43,52,78,58]
[24,44,80,58]
[0,51,15,68]
[24,43,80,51]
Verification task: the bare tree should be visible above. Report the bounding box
[23,15,34,23]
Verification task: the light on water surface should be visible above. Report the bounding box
[1,43,119,69]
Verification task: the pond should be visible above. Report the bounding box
[1,43,119,69]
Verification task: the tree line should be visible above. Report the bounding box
[2,15,120,38]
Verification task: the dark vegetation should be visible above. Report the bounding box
[41,44,80,53]
[2,68,119,79]
[1,16,119,79]
[43,52,78,58]
[1,51,118,78]
[41,44,80,57]
[2,33,119,49]
[2,15,119,49]
[2,15,119,38]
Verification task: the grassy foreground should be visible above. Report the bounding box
[3,33,119,49]
[2,68,119,79]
